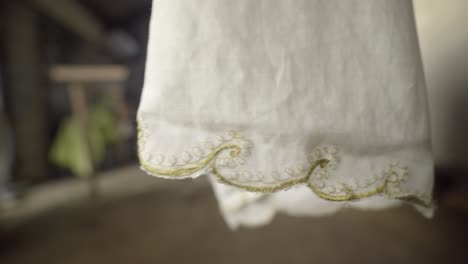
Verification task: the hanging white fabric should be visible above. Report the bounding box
[138,0,434,229]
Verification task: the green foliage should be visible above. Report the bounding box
[49,103,118,177]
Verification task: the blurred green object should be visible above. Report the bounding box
[50,103,118,177]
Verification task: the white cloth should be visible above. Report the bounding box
[138,0,434,229]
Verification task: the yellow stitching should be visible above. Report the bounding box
[137,117,432,208]
[212,159,329,193]
[140,144,241,177]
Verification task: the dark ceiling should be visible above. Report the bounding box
[79,0,152,24]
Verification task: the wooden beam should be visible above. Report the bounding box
[49,65,129,83]
[29,0,103,42]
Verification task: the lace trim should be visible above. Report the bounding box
[137,117,432,208]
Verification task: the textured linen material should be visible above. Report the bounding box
[138,0,434,228]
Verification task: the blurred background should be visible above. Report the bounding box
[0,0,467,263]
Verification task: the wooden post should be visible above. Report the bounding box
[67,84,98,198]
[4,0,49,186]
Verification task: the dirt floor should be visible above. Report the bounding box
[1,176,468,264]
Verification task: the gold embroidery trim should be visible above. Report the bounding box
[137,118,432,208]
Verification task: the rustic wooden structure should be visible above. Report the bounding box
[49,65,129,197]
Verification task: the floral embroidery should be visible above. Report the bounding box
[137,117,432,208]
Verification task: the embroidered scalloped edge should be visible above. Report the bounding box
[137,116,433,208]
